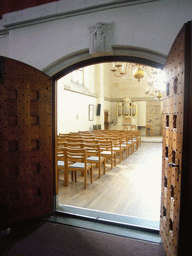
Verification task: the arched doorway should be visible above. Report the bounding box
[51,50,166,231]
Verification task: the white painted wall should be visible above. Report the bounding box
[57,63,162,133]
[57,85,97,134]
[0,0,192,72]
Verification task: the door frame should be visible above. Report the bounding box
[52,53,165,213]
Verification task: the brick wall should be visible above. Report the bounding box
[146,101,162,136]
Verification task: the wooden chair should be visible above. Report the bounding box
[81,143,106,178]
[57,137,69,173]
[96,139,116,170]
[107,130,131,158]
[57,138,69,149]
[119,134,131,158]
[137,130,141,146]
[58,133,70,138]
[146,125,154,136]
[58,141,85,177]
[67,137,84,144]
[63,147,93,189]
[57,148,65,172]
[122,132,134,154]
[94,131,129,159]
[131,131,139,151]
[57,142,76,176]
[106,135,123,163]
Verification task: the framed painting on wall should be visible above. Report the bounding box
[89,104,94,121]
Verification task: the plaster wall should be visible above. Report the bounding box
[57,85,97,134]
[0,0,192,73]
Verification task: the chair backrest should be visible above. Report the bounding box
[96,139,113,151]
[63,147,87,165]
[78,130,91,134]
[63,141,83,148]
[105,135,121,147]
[80,134,95,139]
[70,132,80,135]
[81,143,101,156]
[58,133,70,139]
[68,137,84,144]
[82,137,97,144]
[131,130,139,138]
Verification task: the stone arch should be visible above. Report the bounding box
[43,46,167,79]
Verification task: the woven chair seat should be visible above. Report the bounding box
[69,162,91,168]
[113,147,120,150]
[87,156,104,161]
[101,151,111,155]
[58,160,64,166]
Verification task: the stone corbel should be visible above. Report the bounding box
[88,22,114,56]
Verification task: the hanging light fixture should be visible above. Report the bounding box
[156,91,163,99]
[111,62,130,79]
[111,62,146,82]
[133,66,144,82]
[111,62,165,98]
[145,69,165,99]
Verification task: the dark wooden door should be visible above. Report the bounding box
[104,111,109,130]
[0,57,54,229]
[160,21,192,255]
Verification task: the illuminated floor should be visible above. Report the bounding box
[58,140,162,224]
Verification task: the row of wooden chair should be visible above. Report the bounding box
[58,140,115,188]
[57,129,141,189]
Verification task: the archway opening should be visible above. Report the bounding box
[53,55,165,231]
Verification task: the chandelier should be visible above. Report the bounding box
[111,62,165,99]
[111,62,147,82]
[145,68,165,99]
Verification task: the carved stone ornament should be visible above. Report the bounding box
[89,22,114,55]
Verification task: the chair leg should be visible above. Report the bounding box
[119,151,122,163]
[103,159,106,175]
[90,166,93,183]
[114,153,116,167]
[111,157,113,169]
[71,171,77,181]
[99,161,101,178]
[74,172,77,181]
[84,170,87,189]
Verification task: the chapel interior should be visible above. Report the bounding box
[56,62,164,226]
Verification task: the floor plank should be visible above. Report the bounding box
[58,142,162,222]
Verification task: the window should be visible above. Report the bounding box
[71,68,84,85]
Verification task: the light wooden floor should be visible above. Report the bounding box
[58,141,162,222]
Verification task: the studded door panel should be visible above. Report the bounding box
[0,57,54,225]
[160,25,185,255]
